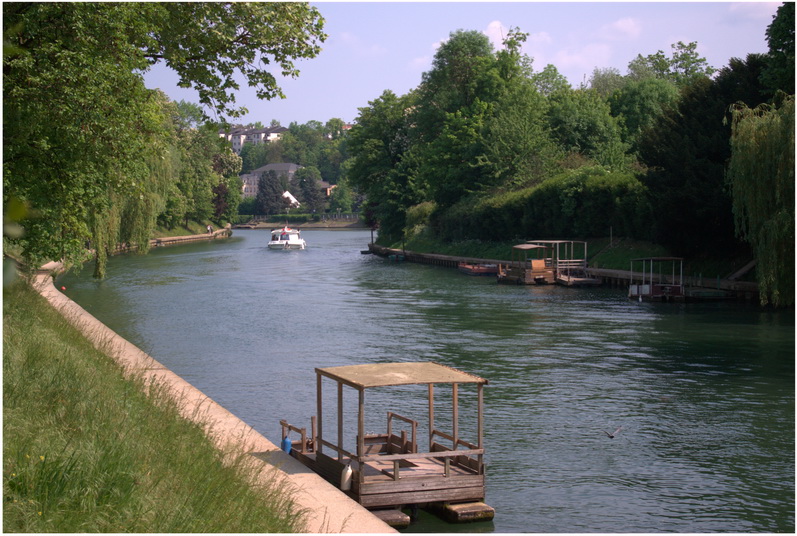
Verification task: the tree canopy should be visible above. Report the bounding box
[4,2,325,275]
[727,96,794,307]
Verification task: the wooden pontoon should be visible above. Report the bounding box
[497,243,555,284]
[628,257,685,301]
[526,240,602,287]
[280,362,493,526]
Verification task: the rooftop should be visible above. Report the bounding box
[316,362,488,389]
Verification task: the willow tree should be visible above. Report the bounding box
[727,96,795,307]
[3,2,325,276]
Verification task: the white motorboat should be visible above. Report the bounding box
[268,226,307,250]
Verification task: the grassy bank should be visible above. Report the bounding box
[3,281,304,532]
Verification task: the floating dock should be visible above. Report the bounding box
[280,362,494,527]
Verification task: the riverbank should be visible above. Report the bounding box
[234,218,368,230]
[368,243,760,301]
[7,265,394,533]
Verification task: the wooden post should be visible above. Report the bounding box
[428,384,435,450]
[337,382,344,462]
[311,415,317,453]
[452,383,459,450]
[477,384,484,449]
[357,388,365,459]
[317,372,323,456]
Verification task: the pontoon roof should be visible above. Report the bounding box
[316,362,488,389]
[526,239,586,244]
[512,243,547,250]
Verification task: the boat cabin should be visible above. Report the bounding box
[628,257,684,301]
[267,226,306,250]
[280,362,493,525]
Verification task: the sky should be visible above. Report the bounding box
[143,1,783,126]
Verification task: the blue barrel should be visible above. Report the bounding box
[280,436,292,454]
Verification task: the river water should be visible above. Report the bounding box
[59,229,794,533]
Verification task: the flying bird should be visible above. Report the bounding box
[604,426,623,439]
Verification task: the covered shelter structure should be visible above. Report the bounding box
[526,239,601,286]
[280,362,493,524]
[628,257,685,301]
[497,243,555,284]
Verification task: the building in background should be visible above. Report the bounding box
[219,125,288,154]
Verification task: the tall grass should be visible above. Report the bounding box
[3,281,305,533]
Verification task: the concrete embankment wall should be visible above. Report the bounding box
[31,263,395,534]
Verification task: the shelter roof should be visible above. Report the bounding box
[316,362,488,389]
[512,244,546,250]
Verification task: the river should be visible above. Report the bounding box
[58,229,794,533]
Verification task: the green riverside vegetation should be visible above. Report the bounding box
[3,281,305,533]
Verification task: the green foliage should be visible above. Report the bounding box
[627,41,715,87]
[530,64,572,96]
[293,166,326,213]
[239,143,269,174]
[433,167,650,243]
[3,2,325,276]
[141,3,325,118]
[547,88,627,167]
[328,179,354,213]
[609,77,680,152]
[762,2,795,95]
[256,171,285,215]
[478,79,561,190]
[3,282,304,532]
[637,54,769,256]
[347,90,422,242]
[589,67,627,98]
[727,96,795,306]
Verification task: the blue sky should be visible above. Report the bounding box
[143,2,782,126]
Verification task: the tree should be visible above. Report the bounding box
[255,170,284,215]
[546,88,626,167]
[761,2,795,95]
[140,3,326,118]
[328,178,354,213]
[294,167,326,213]
[239,142,268,173]
[531,64,571,96]
[727,96,794,306]
[415,30,499,142]
[347,90,422,242]
[627,41,715,88]
[637,54,769,256]
[589,67,627,99]
[4,4,166,275]
[3,2,327,275]
[609,77,680,152]
[478,79,561,190]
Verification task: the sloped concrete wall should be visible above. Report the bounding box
[31,264,395,534]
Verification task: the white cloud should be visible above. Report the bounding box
[598,17,642,41]
[484,20,509,50]
[553,42,612,81]
[408,38,445,72]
